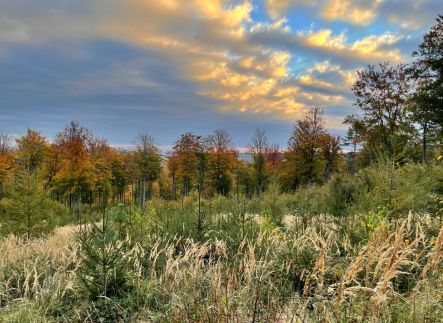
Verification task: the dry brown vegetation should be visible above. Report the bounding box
[0,209,442,322]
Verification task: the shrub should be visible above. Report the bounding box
[75,209,134,321]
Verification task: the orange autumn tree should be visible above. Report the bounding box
[52,121,95,206]
[166,151,179,200]
[172,132,204,196]
[0,131,13,199]
[89,137,114,206]
[265,143,282,175]
[281,107,341,190]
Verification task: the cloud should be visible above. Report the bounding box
[263,0,442,30]
[249,25,405,67]
[321,0,382,25]
[265,0,381,25]
[0,0,440,145]
[297,61,357,96]
[264,0,381,24]
[381,0,443,30]
[264,0,311,19]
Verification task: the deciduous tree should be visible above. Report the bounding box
[172,132,204,196]
[135,133,161,209]
[53,121,95,207]
[90,138,114,206]
[206,129,237,196]
[0,131,13,199]
[111,151,128,203]
[351,62,414,161]
[167,151,179,200]
[249,128,269,195]
[287,107,327,186]
[320,133,341,181]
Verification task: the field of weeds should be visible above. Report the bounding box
[1,210,442,322]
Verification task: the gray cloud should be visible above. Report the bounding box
[0,0,439,146]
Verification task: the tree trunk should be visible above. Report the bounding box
[141,176,146,210]
[236,169,240,200]
[89,190,92,212]
[78,188,82,226]
[148,179,153,200]
[172,174,176,200]
[323,162,331,182]
[131,180,134,205]
[184,177,189,197]
[423,121,428,163]
[138,178,142,209]
[352,143,357,174]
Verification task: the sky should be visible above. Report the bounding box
[0,0,441,149]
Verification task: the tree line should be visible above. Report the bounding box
[0,108,341,208]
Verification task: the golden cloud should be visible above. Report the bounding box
[321,0,382,25]
[0,0,415,123]
[301,61,357,89]
[96,1,405,119]
[265,0,295,19]
[294,28,405,64]
[264,0,382,26]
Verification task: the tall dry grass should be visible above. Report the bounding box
[0,225,79,316]
[0,213,442,322]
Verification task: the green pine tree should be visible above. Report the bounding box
[75,207,134,321]
[5,168,58,238]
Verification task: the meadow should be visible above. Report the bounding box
[0,162,442,322]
